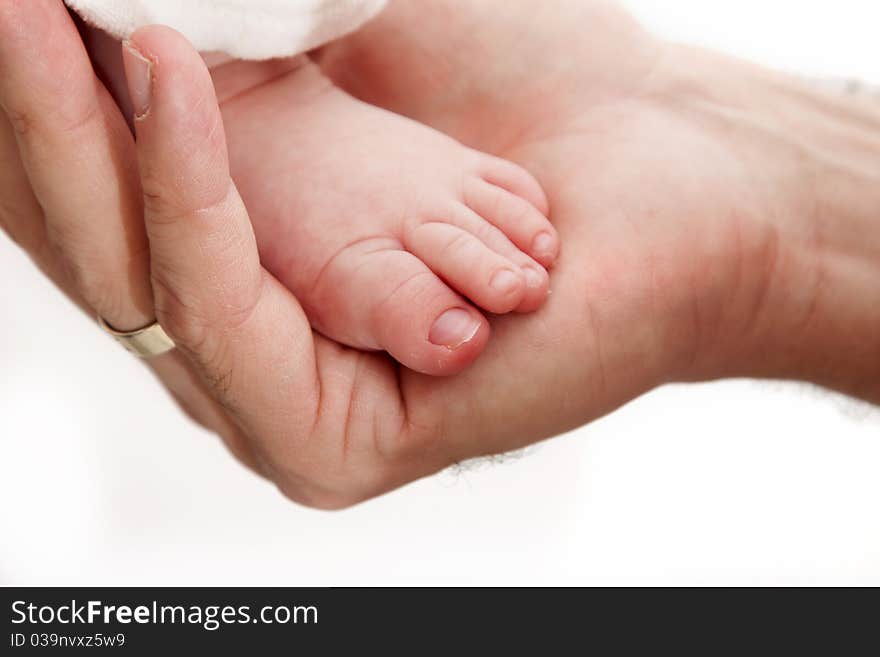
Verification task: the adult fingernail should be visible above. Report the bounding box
[429,308,481,349]
[122,41,153,119]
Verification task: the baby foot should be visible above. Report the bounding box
[79,27,558,376]
[216,58,559,375]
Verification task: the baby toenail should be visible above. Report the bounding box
[429,308,481,349]
[532,232,556,260]
[524,267,544,289]
[490,269,521,294]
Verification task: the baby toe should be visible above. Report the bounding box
[366,251,490,375]
[447,203,552,313]
[478,155,551,216]
[306,242,490,376]
[405,221,527,314]
[465,178,560,268]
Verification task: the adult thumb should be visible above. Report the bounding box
[122,25,320,445]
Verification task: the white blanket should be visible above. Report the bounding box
[64,0,387,59]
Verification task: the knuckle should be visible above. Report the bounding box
[7,95,102,147]
[40,221,151,321]
[151,268,256,390]
[140,186,179,224]
[4,105,35,140]
[141,176,233,228]
[152,253,262,336]
[150,272,211,352]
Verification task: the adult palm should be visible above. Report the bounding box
[319,0,880,403]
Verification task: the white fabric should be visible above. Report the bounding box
[64,0,387,60]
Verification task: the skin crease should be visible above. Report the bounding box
[1,0,879,508]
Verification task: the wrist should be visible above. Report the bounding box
[777,89,880,401]
[662,47,880,399]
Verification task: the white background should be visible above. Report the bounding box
[2,0,879,586]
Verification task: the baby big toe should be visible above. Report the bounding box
[345,250,491,376]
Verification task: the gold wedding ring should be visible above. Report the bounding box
[97,316,175,359]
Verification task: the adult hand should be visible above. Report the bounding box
[320,0,880,403]
[0,1,266,477]
[0,1,615,508]
[4,0,879,510]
